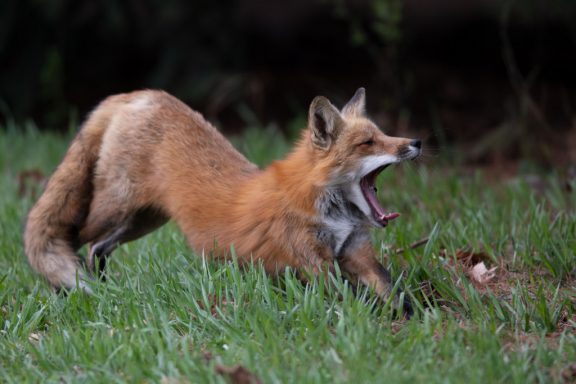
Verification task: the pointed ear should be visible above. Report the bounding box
[308,96,343,150]
[341,87,366,117]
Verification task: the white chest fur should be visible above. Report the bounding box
[321,216,356,255]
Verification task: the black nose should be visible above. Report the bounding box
[410,139,422,149]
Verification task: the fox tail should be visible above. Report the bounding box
[23,103,113,291]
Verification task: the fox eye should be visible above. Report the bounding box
[360,139,375,146]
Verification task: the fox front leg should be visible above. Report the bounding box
[338,240,412,318]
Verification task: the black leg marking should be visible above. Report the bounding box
[89,224,129,280]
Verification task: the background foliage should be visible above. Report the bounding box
[1,0,576,166]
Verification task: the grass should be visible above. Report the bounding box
[0,123,575,383]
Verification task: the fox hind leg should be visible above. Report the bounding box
[88,224,129,279]
[83,206,168,279]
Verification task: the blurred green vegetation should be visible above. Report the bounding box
[1,0,576,167]
[0,0,404,129]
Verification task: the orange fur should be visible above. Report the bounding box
[24,88,420,314]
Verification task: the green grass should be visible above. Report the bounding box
[1,125,575,383]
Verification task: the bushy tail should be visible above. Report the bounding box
[24,105,112,291]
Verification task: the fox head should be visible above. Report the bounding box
[307,88,421,227]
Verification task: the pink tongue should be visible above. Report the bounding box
[364,186,400,224]
[382,212,400,221]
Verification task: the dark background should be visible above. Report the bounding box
[1,0,575,168]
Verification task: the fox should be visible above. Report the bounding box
[24,87,421,315]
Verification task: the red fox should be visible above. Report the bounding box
[24,88,421,314]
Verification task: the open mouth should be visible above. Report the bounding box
[359,165,399,226]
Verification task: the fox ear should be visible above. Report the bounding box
[341,87,366,117]
[308,96,343,150]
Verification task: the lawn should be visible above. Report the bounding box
[0,123,574,383]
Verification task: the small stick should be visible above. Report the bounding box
[394,237,429,254]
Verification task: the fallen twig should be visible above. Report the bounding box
[394,237,429,254]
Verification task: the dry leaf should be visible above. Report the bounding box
[455,249,491,268]
[215,364,262,384]
[28,332,41,342]
[470,262,497,284]
[561,362,576,382]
